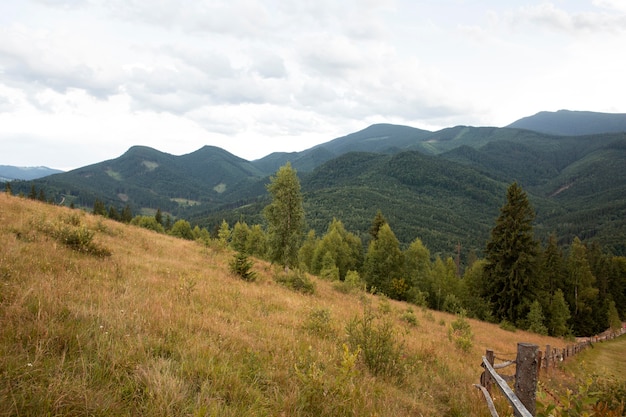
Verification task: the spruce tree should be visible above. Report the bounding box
[363,223,403,297]
[483,182,540,325]
[368,209,387,241]
[263,162,305,269]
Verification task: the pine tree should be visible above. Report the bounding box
[483,182,540,325]
[121,204,133,223]
[218,220,231,248]
[155,208,163,226]
[363,223,403,297]
[368,209,387,241]
[263,162,305,269]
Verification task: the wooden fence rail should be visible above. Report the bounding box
[475,326,626,417]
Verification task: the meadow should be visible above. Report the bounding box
[0,193,574,416]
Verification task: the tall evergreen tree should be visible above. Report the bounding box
[547,289,571,337]
[363,223,403,297]
[263,162,305,269]
[121,204,133,223]
[93,199,107,216]
[483,182,540,325]
[368,209,387,241]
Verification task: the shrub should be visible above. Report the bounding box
[499,320,517,332]
[345,305,405,380]
[400,308,419,327]
[229,252,256,282]
[332,270,365,294]
[275,269,315,294]
[303,308,334,339]
[448,312,473,353]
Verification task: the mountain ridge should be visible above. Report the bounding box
[6,110,626,257]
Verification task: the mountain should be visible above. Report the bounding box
[21,145,265,211]
[0,165,63,181]
[507,110,626,136]
[251,123,433,174]
[10,112,626,257]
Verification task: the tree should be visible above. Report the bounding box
[217,220,231,247]
[483,182,540,325]
[169,219,194,240]
[363,223,404,298]
[5,182,12,195]
[121,204,133,223]
[547,289,570,337]
[404,237,431,292]
[263,162,305,269]
[155,208,163,226]
[565,237,599,335]
[93,198,107,216]
[231,221,250,252]
[246,224,267,258]
[369,209,387,241]
[527,300,548,335]
[311,218,362,280]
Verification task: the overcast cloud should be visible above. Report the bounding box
[1,0,625,170]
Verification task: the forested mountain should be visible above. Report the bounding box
[507,109,626,136]
[7,112,626,258]
[0,165,63,181]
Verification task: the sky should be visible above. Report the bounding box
[1,0,625,171]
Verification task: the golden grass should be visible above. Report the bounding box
[0,193,571,416]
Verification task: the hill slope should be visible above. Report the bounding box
[9,117,626,257]
[0,194,567,416]
[0,165,63,181]
[507,110,626,136]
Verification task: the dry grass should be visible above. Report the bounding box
[0,193,570,416]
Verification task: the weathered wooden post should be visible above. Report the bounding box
[481,349,495,394]
[515,343,538,417]
[545,345,551,374]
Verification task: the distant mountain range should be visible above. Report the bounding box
[0,165,64,182]
[6,110,626,258]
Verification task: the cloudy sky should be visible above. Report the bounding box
[1,0,625,170]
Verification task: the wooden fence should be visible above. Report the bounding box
[475,326,626,417]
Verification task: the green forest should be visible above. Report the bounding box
[9,164,624,338]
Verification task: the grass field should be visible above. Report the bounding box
[0,193,574,416]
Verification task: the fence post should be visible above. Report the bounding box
[545,345,550,374]
[515,343,538,417]
[481,349,495,394]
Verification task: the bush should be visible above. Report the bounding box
[275,269,315,294]
[332,270,365,294]
[400,308,419,326]
[229,252,256,282]
[499,320,517,332]
[303,308,334,339]
[345,305,405,380]
[448,312,473,353]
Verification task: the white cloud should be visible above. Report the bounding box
[1,0,625,169]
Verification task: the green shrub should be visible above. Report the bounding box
[345,306,405,380]
[499,320,517,332]
[229,252,256,282]
[275,269,315,294]
[400,308,419,326]
[448,312,473,353]
[303,308,334,339]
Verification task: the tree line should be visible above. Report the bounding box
[10,165,625,337]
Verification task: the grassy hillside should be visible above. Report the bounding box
[0,194,570,416]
